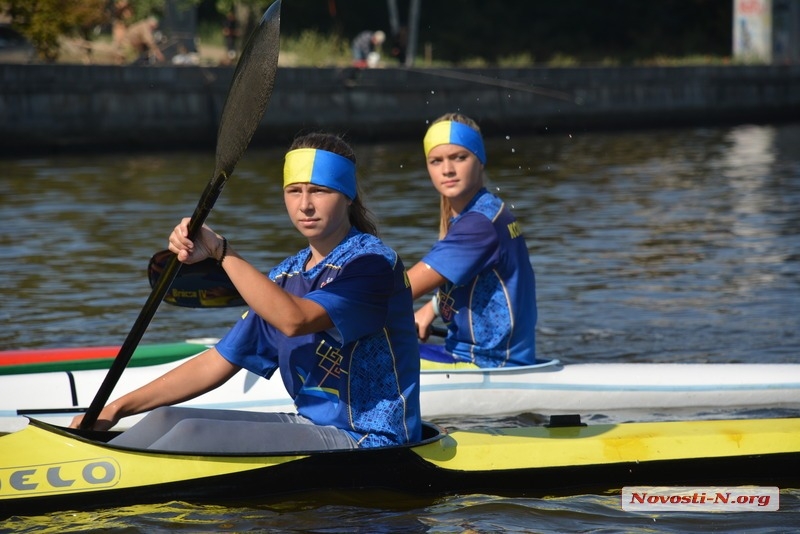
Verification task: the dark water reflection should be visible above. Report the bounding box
[2,123,799,531]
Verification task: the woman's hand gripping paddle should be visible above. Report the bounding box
[80,1,282,429]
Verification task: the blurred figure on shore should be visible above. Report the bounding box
[351,30,385,68]
[390,26,408,65]
[222,10,240,64]
[111,0,134,63]
[125,16,165,65]
[171,44,199,66]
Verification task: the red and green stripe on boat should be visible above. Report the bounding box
[0,341,211,375]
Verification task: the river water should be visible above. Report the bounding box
[2,123,799,531]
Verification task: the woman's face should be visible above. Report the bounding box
[284,183,351,243]
[426,144,484,210]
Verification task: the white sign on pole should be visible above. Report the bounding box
[734,0,773,63]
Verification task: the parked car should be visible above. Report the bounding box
[0,24,36,63]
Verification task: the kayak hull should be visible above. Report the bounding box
[1,416,798,518]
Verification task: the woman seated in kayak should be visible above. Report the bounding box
[71,133,422,453]
[408,113,538,369]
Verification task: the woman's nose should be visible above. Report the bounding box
[300,191,314,210]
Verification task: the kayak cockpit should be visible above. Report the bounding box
[28,417,447,455]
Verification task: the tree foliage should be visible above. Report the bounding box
[1,0,109,61]
[1,0,204,62]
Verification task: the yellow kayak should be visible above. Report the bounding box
[2,415,798,518]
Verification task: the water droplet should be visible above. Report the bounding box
[505,135,510,140]
[430,90,435,94]
[511,148,515,153]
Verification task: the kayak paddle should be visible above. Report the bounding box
[147,248,245,308]
[80,1,282,429]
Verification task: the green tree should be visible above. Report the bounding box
[1,0,108,61]
[213,0,274,48]
[123,0,199,19]
[1,0,204,62]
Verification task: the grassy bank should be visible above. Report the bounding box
[53,27,732,68]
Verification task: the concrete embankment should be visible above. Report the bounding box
[1,63,799,155]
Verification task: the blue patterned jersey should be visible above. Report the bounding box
[215,229,421,447]
[422,188,538,367]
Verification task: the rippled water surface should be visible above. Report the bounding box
[2,123,799,531]
[4,491,800,533]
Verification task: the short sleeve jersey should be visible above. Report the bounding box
[422,188,537,367]
[214,229,422,447]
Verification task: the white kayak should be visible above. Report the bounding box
[2,339,799,428]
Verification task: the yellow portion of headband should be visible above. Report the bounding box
[423,121,453,158]
[284,148,315,186]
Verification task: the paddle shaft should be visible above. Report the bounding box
[430,325,447,338]
[80,178,224,428]
[80,1,282,429]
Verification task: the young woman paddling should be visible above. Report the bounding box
[408,113,538,368]
[72,133,422,452]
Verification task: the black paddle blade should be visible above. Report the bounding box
[215,0,281,180]
[148,250,244,308]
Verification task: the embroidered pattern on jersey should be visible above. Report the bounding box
[315,340,346,385]
[436,290,457,322]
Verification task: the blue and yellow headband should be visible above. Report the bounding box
[423,121,487,164]
[283,148,357,200]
